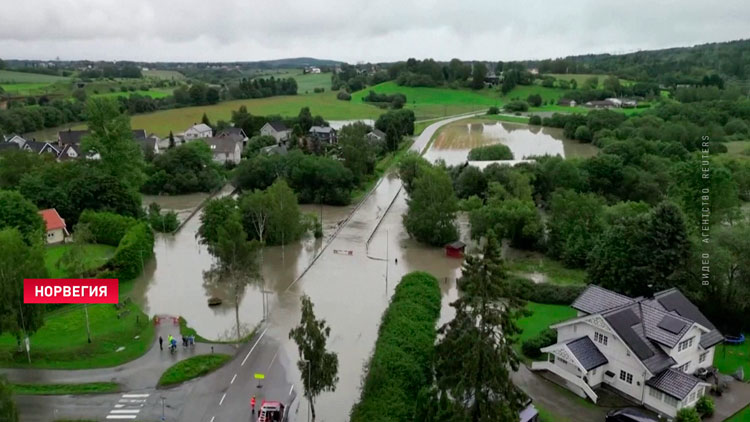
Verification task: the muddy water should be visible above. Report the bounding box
[424,119,599,166]
[130,186,355,341]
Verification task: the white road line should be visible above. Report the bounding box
[122,393,150,398]
[266,350,279,372]
[110,409,141,414]
[241,327,268,366]
[219,393,226,406]
[114,404,124,408]
[230,373,237,384]
[209,417,215,422]
[118,399,146,403]
[106,416,137,420]
[289,384,294,395]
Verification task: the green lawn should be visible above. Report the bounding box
[158,354,231,386]
[536,403,573,422]
[92,89,172,99]
[728,405,750,421]
[547,73,634,88]
[0,299,154,369]
[0,82,56,94]
[11,382,119,395]
[714,337,750,377]
[44,243,116,278]
[517,302,576,346]
[725,141,750,157]
[143,69,186,80]
[292,72,333,94]
[507,257,587,286]
[0,69,70,83]
[503,84,565,104]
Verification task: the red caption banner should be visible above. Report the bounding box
[24,279,119,304]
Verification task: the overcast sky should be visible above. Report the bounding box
[1,0,749,63]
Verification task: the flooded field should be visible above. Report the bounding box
[424,119,599,165]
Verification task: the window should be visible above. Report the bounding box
[619,370,633,384]
[558,358,568,365]
[649,387,663,400]
[663,395,678,407]
[594,332,608,346]
[678,362,690,373]
[699,352,708,363]
[678,337,694,352]
[688,391,696,403]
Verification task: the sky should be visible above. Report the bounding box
[1,0,749,63]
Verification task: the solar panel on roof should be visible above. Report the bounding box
[657,314,687,334]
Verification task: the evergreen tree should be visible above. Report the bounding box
[168,131,175,149]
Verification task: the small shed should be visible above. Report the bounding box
[444,241,466,258]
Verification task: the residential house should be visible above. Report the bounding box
[57,129,89,147]
[25,141,61,156]
[531,285,722,418]
[56,143,101,161]
[4,134,28,148]
[484,73,501,86]
[39,208,68,244]
[183,123,213,140]
[217,127,250,147]
[136,137,159,157]
[200,137,242,165]
[260,143,288,156]
[366,129,386,143]
[309,126,337,144]
[260,122,291,144]
[557,99,577,107]
[584,100,616,109]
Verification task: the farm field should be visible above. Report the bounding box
[0,69,69,83]
[142,69,186,80]
[0,82,61,95]
[92,88,172,99]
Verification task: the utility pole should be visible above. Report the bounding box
[84,304,91,343]
[385,230,389,293]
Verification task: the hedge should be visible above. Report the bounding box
[105,222,154,280]
[522,328,557,359]
[79,210,138,246]
[511,276,586,305]
[350,271,441,422]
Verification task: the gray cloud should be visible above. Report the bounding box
[0,0,748,62]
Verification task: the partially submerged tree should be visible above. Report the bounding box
[403,165,458,246]
[289,295,339,421]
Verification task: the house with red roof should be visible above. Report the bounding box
[38,208,68,244]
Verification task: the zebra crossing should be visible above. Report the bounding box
[105,393,150,420]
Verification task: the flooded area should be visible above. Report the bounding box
[424,119,599,166]
[327,119,375,130]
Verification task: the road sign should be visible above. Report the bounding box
[254,373,265,380]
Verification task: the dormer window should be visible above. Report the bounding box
[677,336,694,352]
[594,332,608,346]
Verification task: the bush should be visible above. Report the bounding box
[336,90,351,101]
[468,144,514,160]
[529,115,542,125]
[487,106,499,115]
[106,223,154,280]
[505,101,529,112]
[78,210,138,246]
[147,203,179,233]
[313,87,325,93]
[695,395,714,417]
[675,407,701,422]
[521,328,557,359]
[510,276,586,305]
[350,272,441,422]
[527,94,543,107]
[574,125,593,142]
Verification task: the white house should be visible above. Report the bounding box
[183,123,213,140]
[4,134,28,148]
[39,208,68,244]
[260,121,291,143]
[201,137,242,165]
[216,127,250,147]
[531,286,722,419]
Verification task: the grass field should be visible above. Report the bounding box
[507,256,587,286]
[0,69,69,83]
[158,354,231,386]
[43,243,116,278]
[726,141,750,157]
[714,337,749,377]
[0,298,154,369]
[547,73,634,88]
[0,82,58,95]
[516,302,576,347]
[11,382,120,395]
[92,89,172,99]
[728,406,750,421]
[143,69,186,80]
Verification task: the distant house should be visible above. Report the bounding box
[217,127,250,147]
[4,134,28,148]
[444,241,466,258]
[136,137,160,156]
[39,208,68,244]
[309,126,337,144]
[260,143,288,156]
[201,138,242,165]
[57,129,89,147]
[484,74,501,86]
[132,129,147,140]
[305,67,321,74]
[366,129,386,143]
[531,285,721,418]
[183,123,213,140]
[558,99,577,107]
[25,141,60,156]
[260,122,291,143]
[529,68,539,75]
[57,144,101,161]
[584,100,616,109]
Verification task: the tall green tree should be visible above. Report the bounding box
[289,295,339,421]
[433,234,526,421]
[239,180,304,246]
[81,98,145,190]
[546,189,606,267]
[58,223,95,343]
[471,62,487,90]
[404,166,458,246]
[0,190,44,245]
[198,197,238,252]
[338,122,375,183]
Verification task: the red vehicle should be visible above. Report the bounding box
[257,401,287,422]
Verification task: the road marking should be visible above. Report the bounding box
[266,350,278,372]
[122,394,150,398]
[114,404,124,408]
[219,393,226,406]
[110,410,141,414]
[106,416,137,420]
[118,399,146,403]
[210,417,215,422]
[289,384,294,395]
[230,373,237,384]
[241,327,268,366]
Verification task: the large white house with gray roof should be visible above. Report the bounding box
[531,285,722,418]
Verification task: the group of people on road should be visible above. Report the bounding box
[158,334,195,352]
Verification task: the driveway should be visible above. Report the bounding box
[706,380,750,422]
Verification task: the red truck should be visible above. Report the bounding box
[256,401,287,422]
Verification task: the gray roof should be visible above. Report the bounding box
[25,141,59,155]
[310,126,334,134]
[188,123,212,133]
[368,129,385,138]
[566,336,608,371]
[58,129,89,145]
[572,285,634,314]
[132,129,147,140]
[604,304,676,374]
[652,288,723,349]
[641,304,693,348]
[266,121,289,132]
[646,369,702,400]
[201,137,241,154]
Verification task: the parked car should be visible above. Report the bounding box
[605,408,659,422]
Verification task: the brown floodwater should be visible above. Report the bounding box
[424,119,599,166]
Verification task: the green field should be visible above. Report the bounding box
[714,337,749,377]
[0,82,59,95]
[516,302,576,348]
[158,354,231,386]
[728,406,750,421]
[507,257,587,286]
[0,69,69,83]
[547,73,634,88]
[11,382,120,395]
[143,69,186,80]
[44,243,116,278]
[92,89,172,99]
[0,299,154,369]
